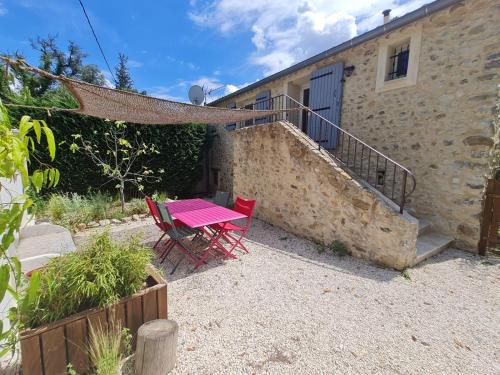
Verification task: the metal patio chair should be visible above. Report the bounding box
[155,202,203,274]
[145,196,184,250]
[210,196,256,257]
[205,190,231,207]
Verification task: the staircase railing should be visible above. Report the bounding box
[236,94,416,214]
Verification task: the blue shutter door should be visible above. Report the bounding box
[254,90,271,124]
[226,102,237,131]
[308,62,344,149]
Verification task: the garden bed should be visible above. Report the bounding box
[20,267,167,375]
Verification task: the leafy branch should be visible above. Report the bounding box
[0,100,58,360]
[70,121,163,212]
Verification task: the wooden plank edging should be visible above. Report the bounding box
[20,267,166,340]
[20,266,167,375]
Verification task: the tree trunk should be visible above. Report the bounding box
[119,180,125,213]
[135,319,178,375]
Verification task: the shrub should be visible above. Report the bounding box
[8,107,210,197]
[89,321,131,375]
[38,192,151,228]
[21,231,153,328]
[125,198,148,216]
[328,240,349,256]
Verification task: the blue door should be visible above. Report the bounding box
[308,62,344,149]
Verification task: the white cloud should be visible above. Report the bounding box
[0,2,7,16]
[101,71,113,88]
[190,0,429,75]
[165,55,199,70]
[147,85,188,102]
[128,59,143,68]
[146,76,251,104]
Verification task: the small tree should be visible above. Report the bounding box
[70,121,162,212]
[114,53,133,91]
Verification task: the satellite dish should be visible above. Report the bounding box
[188,85,205,105]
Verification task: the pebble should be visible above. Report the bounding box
[74,218,499,375]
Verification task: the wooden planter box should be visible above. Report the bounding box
[20,266,167,375]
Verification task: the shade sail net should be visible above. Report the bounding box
[64,78,285,124]
[1,57,292,125]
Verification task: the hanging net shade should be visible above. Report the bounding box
[1,57,293,125]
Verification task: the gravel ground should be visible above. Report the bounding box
[75,218,500,375]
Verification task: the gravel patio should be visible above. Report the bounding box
[75,218,500,374]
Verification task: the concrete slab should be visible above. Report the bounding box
[17,223,76,272]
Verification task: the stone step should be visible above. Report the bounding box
[411,232,453,266]
[418,219,432,236]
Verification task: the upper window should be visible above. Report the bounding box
[375,25,422,92]
[387,41,410,81]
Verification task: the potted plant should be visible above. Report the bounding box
[18,232,167,375]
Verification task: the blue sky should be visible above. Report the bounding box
[0,0,429,102]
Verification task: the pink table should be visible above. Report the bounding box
[165,198,247,228]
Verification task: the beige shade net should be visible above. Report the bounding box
[1,57,294,125]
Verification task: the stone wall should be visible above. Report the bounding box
[212,0,500,250]
[233,121,419,270]
[208,125,234,193]
[338,0,499,249]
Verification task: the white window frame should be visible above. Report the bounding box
[375,24,422,93]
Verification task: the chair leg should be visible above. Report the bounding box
[224,232,248,259]
[159,240,175,263]
[153,232,167,250]
[175,240,200,263]
[171,254,185,275]
[158,238,172,256]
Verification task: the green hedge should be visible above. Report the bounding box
[8,107,210,198]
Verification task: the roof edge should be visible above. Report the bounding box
[210,0,461,106]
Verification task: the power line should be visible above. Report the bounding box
[77,0,116,83]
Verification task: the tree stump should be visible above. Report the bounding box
[135,319,179,375]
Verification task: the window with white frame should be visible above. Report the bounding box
[386,40,410,81]
[375,24,422,92]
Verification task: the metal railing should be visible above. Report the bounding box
[234,94,416,214]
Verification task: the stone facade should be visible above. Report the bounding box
[233,122,419,269]
[212,0,500,251]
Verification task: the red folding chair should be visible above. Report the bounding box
[211,196,256,257]
[145,196,184,250]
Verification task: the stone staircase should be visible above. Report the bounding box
[412,218,453,266]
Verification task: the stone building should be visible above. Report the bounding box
[208,0,499,268]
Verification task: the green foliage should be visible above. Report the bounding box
[67,363,79,375]
[114,53,133,91]
[0,102,59,356]
[38,192,149,229]
[328,240,348,256]
[151,190,169,202]
[43,192,111,228]
[70,120,163,212]
[4,107,209,198]
[126,198,149,215]
[315,240,349,256]
[2,43,210,198]
[20,231,153,328]
[400,269,411,281]
[12,36,105,95]
[88,321,131,375]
